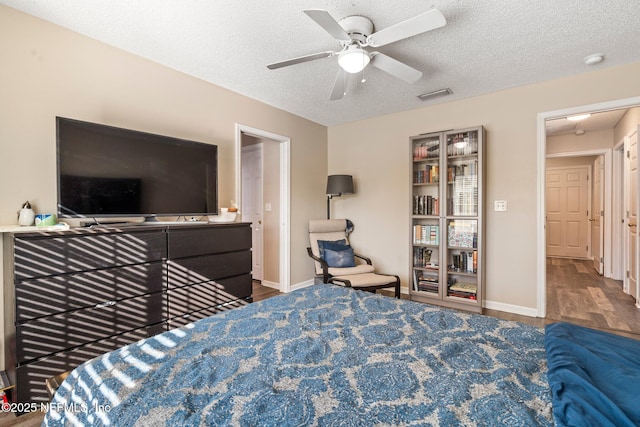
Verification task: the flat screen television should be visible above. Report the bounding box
[56,117,218,220]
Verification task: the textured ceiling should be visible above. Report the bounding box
[2,0,640,126]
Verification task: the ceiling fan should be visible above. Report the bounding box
[267,9,446,100]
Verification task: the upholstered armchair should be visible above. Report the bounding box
[307,219,400,298]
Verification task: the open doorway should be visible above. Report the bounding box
[537,97,640,330]
[236,124,291,293]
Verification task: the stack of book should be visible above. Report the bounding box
[448,282,477,300]
[414,273,439,293]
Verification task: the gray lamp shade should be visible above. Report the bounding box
[326,175,354,196]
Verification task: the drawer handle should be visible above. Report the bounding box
[95,300,117,309]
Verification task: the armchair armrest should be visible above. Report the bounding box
[307,247,331,283]
[354,253,372,265]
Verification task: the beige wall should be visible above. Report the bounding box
[328,61,640,311]
[614,106,640,142]
[546,156,598,168]
[547,129,614,154]
[0,5,327,285]
[0,5,328,368]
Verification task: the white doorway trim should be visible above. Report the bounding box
[536,96,640,317]
[612,139,626,281]
[235,123,291,293]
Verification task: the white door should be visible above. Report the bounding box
[242,144,264,281]
[546,167,589,258]
[625,129,638,301]
[591,156,604,274]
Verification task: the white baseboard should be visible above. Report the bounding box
[261,280,280,290]
[289,279,314,292]
[484,300,539,318]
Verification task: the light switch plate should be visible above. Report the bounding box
[265,202,272,212]
[494,200,507,212]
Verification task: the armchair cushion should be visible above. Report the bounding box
[328,264,375,276]
[318,240,356,268]
[317,239,347,259]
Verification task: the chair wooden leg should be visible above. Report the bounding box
[393,275,400,299]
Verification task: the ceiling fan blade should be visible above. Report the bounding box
[304,9,352,42]
[367,9,446,47]
[330,68,347,100]
[267,50,334,70]
[370,52,422,83]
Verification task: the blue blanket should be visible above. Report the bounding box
[545,322,640,427]
[44,285,552,426]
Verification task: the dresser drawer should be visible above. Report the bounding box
[216,273,252,302]
[167,251,251,288]
[167,282,219,320]
[14,230,167,280]
[168,224,251,258]
[16,292,165,363]
[166,274,252,319]
[15,322,166,403]
[15,261,164,322]
[168,306,218,329]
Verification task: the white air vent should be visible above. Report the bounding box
[417,88,452,101]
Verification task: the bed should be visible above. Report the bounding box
[43,284,555,426]
[545,322,640,427]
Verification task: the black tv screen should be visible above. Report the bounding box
[56,117,218,218]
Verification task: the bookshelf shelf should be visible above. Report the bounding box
[409,126,484,313]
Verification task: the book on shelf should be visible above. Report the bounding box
[448,291,477,300]
[414,270,439,293]
[417,283,439,293]
[466,251,474,273]
[447,221,477,248]
[449,250,477,273]
[413,165,439,184]
[413,195,439,215]
[447,281,477,300]
[413,247,432,268]
[449,282,477,294]
[413,224,440,245]
[413,138,440,160]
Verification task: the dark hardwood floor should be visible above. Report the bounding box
[252,281,281,301]
[545,257,640,338]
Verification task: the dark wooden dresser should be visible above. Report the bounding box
[2,222,252,404]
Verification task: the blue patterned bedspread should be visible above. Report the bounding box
[44,285,552,426]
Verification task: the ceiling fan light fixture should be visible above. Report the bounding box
[584,53,604,66]
[338,45,370,73]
